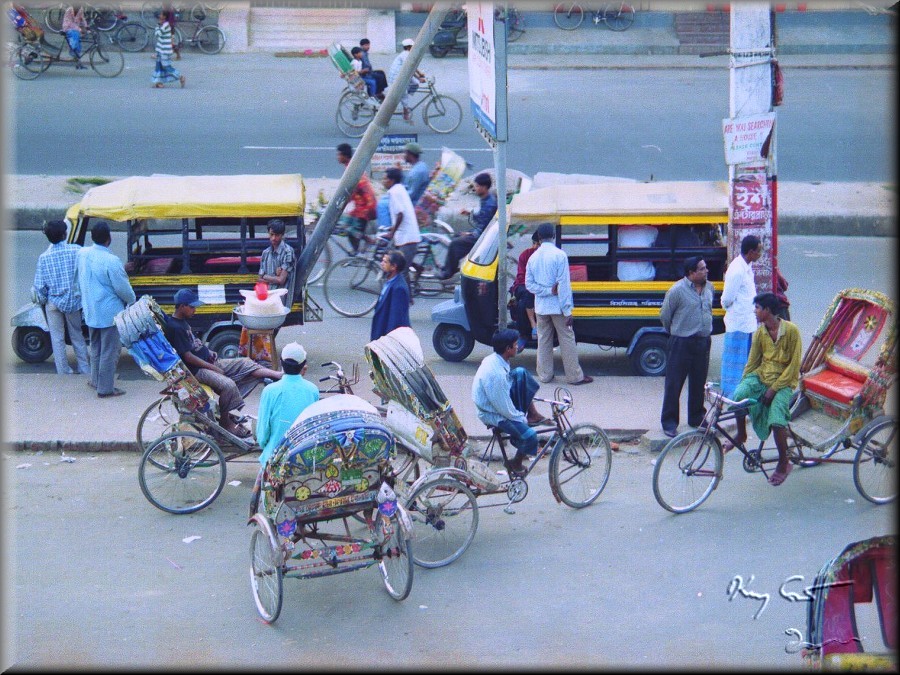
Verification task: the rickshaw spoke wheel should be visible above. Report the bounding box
[378,515,413,600]
[423,94,462,134]
[137,396,202,454]
[249,519,283,623]
[406,477,478,568]
[853,418,897,504]
[138,431,226,514]
[323,257,383,317]
[336,91,374,137]
[652,430,722,514]
[549,424,612,508]
[89,42,124,77]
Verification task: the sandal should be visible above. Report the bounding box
[768,464,793,486]
[179,75,186,88]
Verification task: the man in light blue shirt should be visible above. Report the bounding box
[257,342,320,465]
[403,142,430,205]
[75,221,135,397]
[472,328,550,475]
[525,222,593,386]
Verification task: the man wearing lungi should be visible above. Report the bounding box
[720,235,763,397]
[727,292,802,486]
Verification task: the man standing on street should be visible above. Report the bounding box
[720,235,763,397]
[525,222,593,386]
[659,256,713,437]
[32,219,90,375]
[256,342,320,466]
[438,172,498,281]
[402,142,430,206]
[370,250,411,341]
[76,220,136,397]
[472,328,551,475]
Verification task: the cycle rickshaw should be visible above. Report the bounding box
[247,394,414,624]
[653,287,897,513]
[364,327,614,568]
[801,535,896,669]
[328,42,463,137]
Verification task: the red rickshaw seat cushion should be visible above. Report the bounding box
[803,369,864,404]
[205,256,261,267]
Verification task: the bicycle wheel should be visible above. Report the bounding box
[190,3,207,22]
[423,94,462,134]
[549,423,612,508]
[138,431,226,514]
[88,7,118,31]
[171,26,183,51]
[322,257,382,317]
[141,2,162,26]
[249,518,283,623]
[115,21,149,51]
[603,2,635,31]
[406,477,478,568]
[652,430,722,514]
[44,4,65,32]
[412,235,449,297]
[196,25,224,54]
[378,514,413,600]
[89,42,124,77]
[136,396,202,453]
[853,418,897,504]
[336,91,375,138]
[506,13,525,42]
[13,44,51,80]
[554,3,584,30]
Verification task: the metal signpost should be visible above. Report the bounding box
[469,0,510,329]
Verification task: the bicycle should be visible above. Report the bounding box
[114,21,150,52]
[12,27,124,80]
[44,3,122,32]
[141,2,224,27]
[336,76,463,138]
[321,233,452,318]
[400,387,613,567]
[552,2,635,31]
[172,18,225,54]
[651,381,897,514]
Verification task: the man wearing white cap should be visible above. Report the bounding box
[388,38,426,122]
[256,342,320,465]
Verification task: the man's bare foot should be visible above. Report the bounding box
[768,463,793,486]
[723,435,746,453]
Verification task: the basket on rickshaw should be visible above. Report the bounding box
[248,394,414,624]
[802,535,896,670]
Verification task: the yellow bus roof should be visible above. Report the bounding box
[510,180,728,224]
[75,174,306,222]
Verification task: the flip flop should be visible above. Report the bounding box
[528,417,552,427]
[768,464,793,486]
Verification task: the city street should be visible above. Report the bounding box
[8,52,895,182]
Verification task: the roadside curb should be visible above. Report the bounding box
[13,440,140,453]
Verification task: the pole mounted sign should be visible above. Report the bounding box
[468,1,506,143]
[722,112,775,166]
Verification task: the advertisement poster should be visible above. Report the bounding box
[722,112,776,165]
[467,1,496,139]
[730,171,774,293]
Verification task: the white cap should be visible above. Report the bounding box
[281,342,307,364]
[401,38,414,47]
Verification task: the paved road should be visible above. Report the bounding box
[8,53,895,182]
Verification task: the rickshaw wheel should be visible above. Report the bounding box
[652,430,722,514]
[549,424,612,508]
[853,417,897,504]
[378,515,413,600]
[406,477,478,568]
[138,431,226,514]
[136,396,201,454]
[249,518,283,623]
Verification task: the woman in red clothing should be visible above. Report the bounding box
[510,230,541,352]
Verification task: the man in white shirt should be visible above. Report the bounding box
[616,225,657,281]
[387,38,425,122]
[719,235,763,397]
[525,222,593,386]
[382,167,422,292]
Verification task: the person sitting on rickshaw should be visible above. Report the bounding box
[726,292,802,486]
[437,172,498,280]
[163,288,283,438]
[62,5,88,69]
[472,328,551,475]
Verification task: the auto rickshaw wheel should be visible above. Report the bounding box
[12,326,52,363]
[433,323,474,362]
[630,334,668,377]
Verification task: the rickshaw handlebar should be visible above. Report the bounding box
[704,382,757,410]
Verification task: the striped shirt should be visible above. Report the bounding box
[155,21,173,56]
[259,241,295,290]
[33,242,83,313]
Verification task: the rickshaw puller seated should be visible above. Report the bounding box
[163,288,283,438]
[472,329,551,475]
[727,292,802,487]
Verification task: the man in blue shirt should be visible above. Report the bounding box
[75,221,136,397]
[256,342,320,465]
[403,142,430,206]
[472,328,550,475]
[370,250,411,341]
[359,38,387,98]
[33,219,90,375]
[437,172,498,280]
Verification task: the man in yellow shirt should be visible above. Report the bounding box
[727,292,802,486]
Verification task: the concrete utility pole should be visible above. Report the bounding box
[295,4,451,288]
[727,2,778,294]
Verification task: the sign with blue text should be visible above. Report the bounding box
[468,1,497,140]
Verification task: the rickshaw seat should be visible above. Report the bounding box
[802,352,869,405]
[205,255,261,268]
[873,554,897,649]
